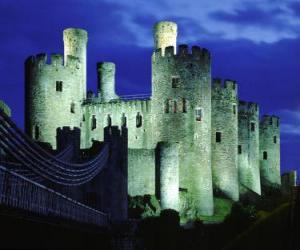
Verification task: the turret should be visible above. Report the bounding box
[238,101,261,195]
[97,62,118,102]
[153,21,177,56]
[260,115,281,187]
[63,28,88,100]
[211,78,239,201]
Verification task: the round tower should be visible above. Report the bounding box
[238,101,261,195]
[159,142,179,211]
[153,21,177,56]
[63,28,88,100]
[152,21,213,217]
[211,79,239,201]
[97,62,118,102]
[259,115,281,187]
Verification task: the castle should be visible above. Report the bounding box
[24,21,281,218]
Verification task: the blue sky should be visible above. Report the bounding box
[0,0,299,175]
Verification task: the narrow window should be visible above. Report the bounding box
[269,119,273,125]
[195,108,202,121]
[91,115,97,130]
[182,98,187,113]
[34,125,40,140]
[250,122,255,132]
[136,112,142,128]
[107,115,112,127]
[276,119,279,127]
[70,103,75,113]
[173,101,177,113]
[263,151,268,160]
[165,99,170,113]
[56,81,63,92]
[238,145,242,154]
[121,113,127,127]
[216,132,222,143]
[233,104,236,115]
[274,136,277,144]
[82,115,85,122]
[172,77,180,88]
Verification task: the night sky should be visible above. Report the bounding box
[0,0,299,176]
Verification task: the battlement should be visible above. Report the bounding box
[239,100,259,114]
[83,98,151,114]
[25,53,80,70]
[212,78,237,100]
[153,44,210,61]
[260,115,280,128]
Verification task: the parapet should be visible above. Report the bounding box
[25,53,80,70]
[239,100,259,115]
[153,44,210,62]
[260,115,280,128]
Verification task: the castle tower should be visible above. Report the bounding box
[259,115,281,187]
[211,79,239,201]
[63,28,88,100]
[158,142,179,211]
[25,29,87,148]
[153,21,177,56]
[238,101,261,194]
[97,62,118,102]
[152,21,213,217]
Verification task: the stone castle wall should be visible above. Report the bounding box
[23,20,283,220]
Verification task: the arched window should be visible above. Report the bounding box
[107,114,112,127]
[91,115,97,130]
[182,98,187,113]
[70,102,75,113]
[263,151,268,160]
[273,136,277,144]
[165,99,170,113]
[136,112,142,128]
[121,113,127,127]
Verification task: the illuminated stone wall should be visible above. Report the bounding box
[151,43,214,216]
[260,115,281,187]
[23,20,283,220]
[211,79,239,201]
[25,28,87,149]
[238,101,261,194]
[158,142,179,211]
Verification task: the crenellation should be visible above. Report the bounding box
[24,20,283,221]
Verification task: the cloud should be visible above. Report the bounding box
[277,108,300,136]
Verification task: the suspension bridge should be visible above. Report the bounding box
[0,109,128,230]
